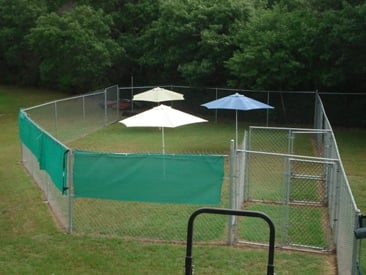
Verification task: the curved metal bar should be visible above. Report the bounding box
[185,207,276,275]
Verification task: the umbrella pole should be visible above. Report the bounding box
[162,127,165,154]
[235,110,238,148]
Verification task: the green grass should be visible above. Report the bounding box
[3,85,364,274]
[73,199,228,241]
[68,115,326,249]
[240,204,327,249]
[67,119,238,154]
[334,129,366,213]
[334,129,366,274]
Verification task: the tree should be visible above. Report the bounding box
[0,0,48,85]
[226,2,366,92]
[110,0,160,85]
[315,4,366,91]
[27,5,124,92]
[226,6,318,90]
[135,0,252,86]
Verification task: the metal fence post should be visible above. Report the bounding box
[67,149,74,233]
[116,85,120,119]
[228,139,235,245]
[104,89,108,126]
[54,101,58,139]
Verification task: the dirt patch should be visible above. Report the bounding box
[323,253,338,274]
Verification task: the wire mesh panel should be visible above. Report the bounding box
[71,164,230,242]
[21,144,70,229]
[335,177,359,275]
[24,86,119,142]
[53,91,110,141]
[288,159,329,205]
[20,86,119,231]
[237,126,338,251]
[286,159,334,249]
[315,94,361,273]
[19,87,362,273]
[249,127,291,154]
[245,152,286,203]
[240,155,333,250]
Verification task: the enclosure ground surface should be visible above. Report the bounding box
[2,86,365,274]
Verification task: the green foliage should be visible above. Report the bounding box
[226,1,366,91]
[26,5,124,92]
[316,5,366,91]
[227,7,315,89]
[0,0,48,84]
[0,0,365,92]
[135,0,252,86]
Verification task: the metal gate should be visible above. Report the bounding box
[283,158,336,249]
[232,127,338,251]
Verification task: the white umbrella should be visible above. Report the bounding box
[119,104,207,153]
[133,87,184,103]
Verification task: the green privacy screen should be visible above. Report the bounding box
[18,111,68,192]
[73,151,224,204]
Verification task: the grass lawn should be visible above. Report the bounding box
[2,85,365,274]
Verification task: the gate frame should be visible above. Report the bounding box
[231,126,340,252]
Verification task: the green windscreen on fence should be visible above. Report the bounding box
[18,111,68,192]
[73,151,224,204]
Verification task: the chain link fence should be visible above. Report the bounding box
[314,94,361,274]
[21,142,70,229]
[20,86,363,273]
[234,127,336,251]
[24,85,119,142]
[231,93,361,273]
[20,84,232,245]
[21,85,119,230]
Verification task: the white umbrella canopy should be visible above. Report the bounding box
[132,87,184,103]
[119,104,207,153]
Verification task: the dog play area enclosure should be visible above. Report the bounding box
[19,85,361,274]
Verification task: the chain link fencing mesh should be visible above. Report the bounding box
[235,127,336,251]
[21,86,119,230]
[231,93,361,273]
[315,94,361,274]
[24,86,119,142]
[21,143,70,230]
[19,86,363,273]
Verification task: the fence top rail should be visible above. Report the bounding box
[119,85,318,94]
[316,93,360,211]
[336,149,360,212]
[249,126,331,133]
[239,148,339,163]
[103,84,118,90]
[20,110,71,151]
[23,90,107,112]
[288,157,337,165]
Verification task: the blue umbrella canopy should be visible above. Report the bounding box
[201,93,273,111]
[201,93,274,146]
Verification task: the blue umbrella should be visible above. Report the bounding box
[201,93,274,146]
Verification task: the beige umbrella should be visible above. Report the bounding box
[119,104,207,153]
[133,87,184,103]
